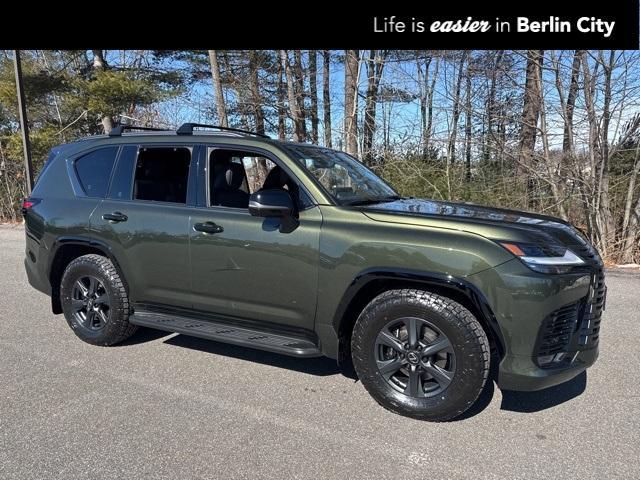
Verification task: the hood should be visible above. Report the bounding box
[360,198,593,253]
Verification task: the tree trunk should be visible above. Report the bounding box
[292,50,307,139]
[247,51,265,134]
[447,52,467,163]
[580,50,601,244]
[464,60,472,181]
[539,63,568,220]
[484,50,503,161]
[518,50,544,190]
[344,49,360,156]
[621,194,640,263]
[417,53,431,158]
[596,50,616,255]
[280,50,305,142]
[322,50,332,148]
[563,50,581,154]
[246,51,269,183]
[622,139,640,241]
[362,50,388,165]
[277,54,286,140]
[425,58,439,159]
[208,50,228,128]
[308,51,319,144]
[92,50,114,133]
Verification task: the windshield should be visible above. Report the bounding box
[283,145,399,205]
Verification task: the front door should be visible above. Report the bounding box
[189,147,321,330]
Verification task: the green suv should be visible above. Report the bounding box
[24,124,605,421]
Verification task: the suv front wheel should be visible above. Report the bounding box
[351,289,489,421]
[60,254,137,346]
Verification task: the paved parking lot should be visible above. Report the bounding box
[1,225,639,479]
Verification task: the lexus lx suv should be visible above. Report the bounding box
[23,123,605,421]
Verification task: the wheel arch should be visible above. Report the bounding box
[332,268,505,362]
[48,236,127,314]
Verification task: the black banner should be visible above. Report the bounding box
[4,2,639,49]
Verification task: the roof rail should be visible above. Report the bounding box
[176,123,270,138]
[108,125,169,137]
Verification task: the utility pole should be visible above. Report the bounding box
[13,50,34,194]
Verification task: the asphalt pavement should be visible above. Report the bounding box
[1,224,639,479]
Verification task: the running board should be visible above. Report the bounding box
[130,310,322,358]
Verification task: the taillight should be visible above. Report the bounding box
[21,197,40,216]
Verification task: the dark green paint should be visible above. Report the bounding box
[24,132,602,392]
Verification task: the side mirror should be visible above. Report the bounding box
[249,189,294,217]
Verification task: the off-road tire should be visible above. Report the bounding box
[60,254,137,345]
[351,289,490,421]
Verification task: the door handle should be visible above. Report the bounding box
[102,212,128,223]
[193,222,224,234]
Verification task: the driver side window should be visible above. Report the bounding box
[208,148,313,210]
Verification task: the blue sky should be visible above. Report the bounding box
[105,50,640,155]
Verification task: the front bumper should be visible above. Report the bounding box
[498,346,598,391]
[468,257,604,392]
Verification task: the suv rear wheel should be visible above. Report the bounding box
[60,254,137,345]
[351,289,489,421]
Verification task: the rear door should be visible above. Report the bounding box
[90,144,197,308]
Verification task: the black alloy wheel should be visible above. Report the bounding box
[70,275,111,332]
[375,316,456,398]
[60,254,137,346]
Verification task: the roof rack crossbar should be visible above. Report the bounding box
[109,125,169,137]
[176,123,270,138]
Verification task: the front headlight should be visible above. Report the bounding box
[498,241,584,274]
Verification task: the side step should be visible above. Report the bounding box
[130,310,322,358]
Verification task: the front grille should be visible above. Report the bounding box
[535,267,605,368]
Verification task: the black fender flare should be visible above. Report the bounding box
[47,235,124,280]
[331,267,505,358]
[47,236,128,313]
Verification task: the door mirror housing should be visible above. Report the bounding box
[249,189,294,217]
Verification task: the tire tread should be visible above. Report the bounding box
[351,289,490,421]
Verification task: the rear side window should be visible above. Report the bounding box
[74,147,118,198]
[133,147,191,204]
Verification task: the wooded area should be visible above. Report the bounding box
[1,50,639,264]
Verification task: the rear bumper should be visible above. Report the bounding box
[25,257,50,296]
[498,346,598,391]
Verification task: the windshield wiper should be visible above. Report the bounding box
[343,195,402,206]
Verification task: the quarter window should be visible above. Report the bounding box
[74,147,118,198]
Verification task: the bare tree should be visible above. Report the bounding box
[292,50,307,139]
[322,50,332,147]
[280,50,306,141]
[247,51,269,183]
[518,50,544,202]
[308,51,319,143]
[344,49,360,156]
[563,50,581,154]
[247,51,265,134]
[464,59,472,181]
[277,54,286,140]
[447,52,467,163]
[484,50,503,160]
[208,50,228,127]
[362,50,388,164]
[595,50,616,254]
[417,52,440,158]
